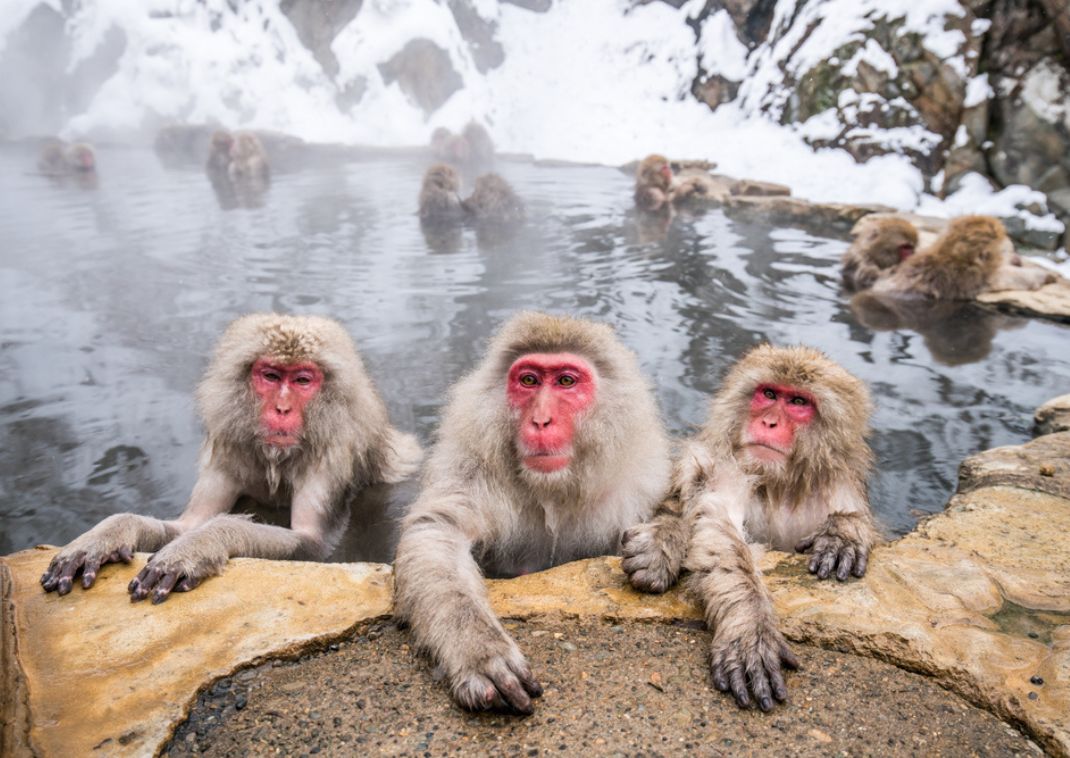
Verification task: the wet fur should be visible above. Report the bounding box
[842,216,918,291]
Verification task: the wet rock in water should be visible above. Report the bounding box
[1035,394,1070,436]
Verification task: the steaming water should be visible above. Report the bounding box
[2,143,1068,561]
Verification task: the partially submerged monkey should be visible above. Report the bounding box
[623,345,877,711]
[394,312,671,714]
[848,215,1054,298]
[41,314,422,602]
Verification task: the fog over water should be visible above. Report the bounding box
[2,144,1068,558]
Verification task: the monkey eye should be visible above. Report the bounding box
[790,395,809,406]
[262,370,282,382]
[294,375,312,386]
[763,388,776,400]
[557,375,577,387]
[519,373,539,387]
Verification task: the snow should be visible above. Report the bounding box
[1,0,1064,241]
[917,172,1066,234]
[963,73,992,108]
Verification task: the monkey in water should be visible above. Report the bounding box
[394,312,671,714]
[848,215,1055,297]
[623,345,877,711]
[41,314,422,603]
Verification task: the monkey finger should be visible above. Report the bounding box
[488,670,534,715]
[808,550,823,574]
[56,558,84,596]
[779,642,801,670]
[795,535,815,553]
[175,576,202,593]
[711,665,730,692]
[853,548,870,577]
[746,661,774,712]
[835,547,856,582]
[81,556,104,589]
[728,666,751,708]
[621,553,652,573]
[129,566,161,601]
[769,666,789,702]
[508,662,543,699]
[151,572,180,604]
[816,549,837,580]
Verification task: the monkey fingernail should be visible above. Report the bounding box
[759,697,773,712]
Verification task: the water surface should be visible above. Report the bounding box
[2,144,1068,558]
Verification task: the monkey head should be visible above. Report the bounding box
[507,352,598,475]
[856,216,917,269]
[423,163,461,194]
[710,345,872,494]
[67,143,96,173]
[636,154,673,192]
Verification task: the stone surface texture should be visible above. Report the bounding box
[1036,394,1070,436]
[3,428,1070,756]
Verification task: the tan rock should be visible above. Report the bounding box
[3,411,1070,756]
[732,178,791,197]
[1036,394,1070,436]
[978,280,1070,323]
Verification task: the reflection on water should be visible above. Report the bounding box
[2,144,1069,558]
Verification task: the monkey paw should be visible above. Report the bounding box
[40,513,142,594]
[621,523,681,594]
[795,525,870,581]
[128,538,221,604]
[709,618,799,712]
[451,642,543,715]
[41,544,135,595]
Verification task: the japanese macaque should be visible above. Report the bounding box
[430,121,495,172]
[37,138,96,176]
[41,314,422,603]
[622,345,877,712]
[463,173,525,225]
[842,216,918,291]
[227,132,270,183]
[419,163,465,220]
[394,312,672,714]
[205,130,235,175]
[634,154,673,212]
[858,215,1055,298]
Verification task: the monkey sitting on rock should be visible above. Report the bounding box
[844,215,1056,298]
[41,314,422,603]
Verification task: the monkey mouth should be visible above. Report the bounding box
[521,451,572,473]
[743,443,789,462]
[261,429,301,448]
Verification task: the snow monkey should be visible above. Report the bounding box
[37,138,96,176]
[419,163,465,220]
[394,312,672,714]
[848,215,1054,297]
[841,215,918,291]
[622,345,878,711]
[463,173,525,225]
[634,153,674,212]
[41,314,422,603]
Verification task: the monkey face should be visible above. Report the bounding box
[250,358,324,448]
[739,384,816,467]
[506,352,598,474]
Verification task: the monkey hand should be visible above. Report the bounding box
[128,530,223,604]
[449,634,544,715]
[795,513,871,581]
[40,513,142,594]
[621,522,681,593]
[709,611,799,712]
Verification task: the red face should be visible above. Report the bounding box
[743,384,816,463]
[506,352,597,474]
[250,358,324,448]
[897,243,914,262]
[659,163,673,182]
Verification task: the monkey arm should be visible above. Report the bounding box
[683,480,799,712]
[987,262,1056,292]
[40,462,241,596]
[393,490,543,715]
[794,483,878,581]
[127,473,340,603]
[621,495,688,593]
